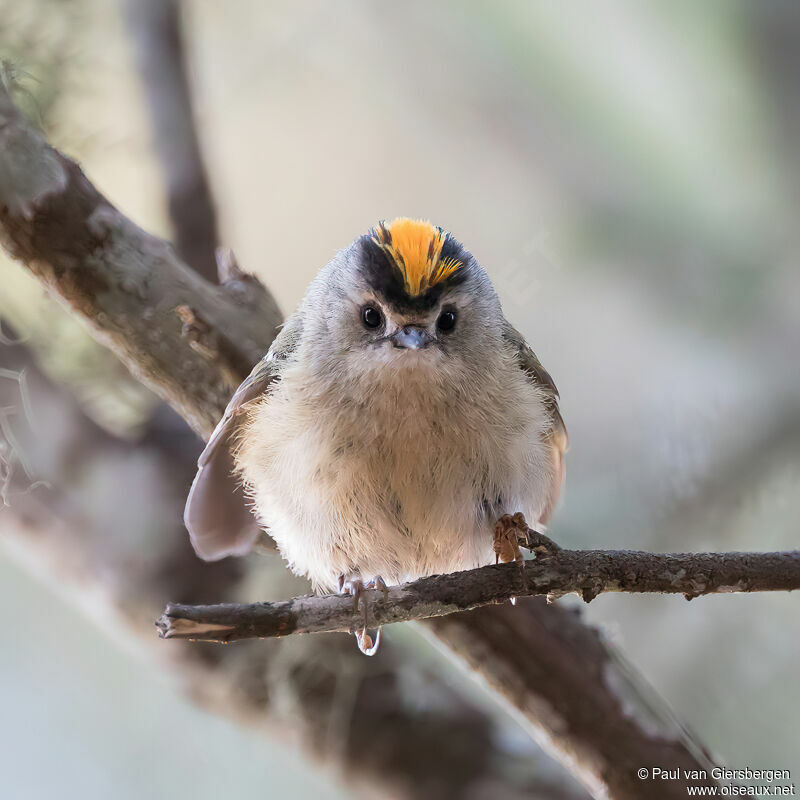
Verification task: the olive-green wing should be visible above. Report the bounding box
[503,321,568,524]
[184,316,301,560]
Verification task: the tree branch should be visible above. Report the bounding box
[0,80,727,799]
[0,81,281,437]
[122,0,221,282]
[426,599,714,800]
[157,549,800,641]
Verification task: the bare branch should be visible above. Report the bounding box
[157,549,800,641]
[122,0,220,281]
[0,81,281,438]
[427,599,718,800]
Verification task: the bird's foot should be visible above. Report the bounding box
[337,572,384,656]
[495,512,564,603]
[495,511,563,593]
[365,574,389,599]
[494,514,528,596]
[338,572,365,612]
[493,514,526,566]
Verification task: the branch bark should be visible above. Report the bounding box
[122,0,221,281]
[0,82,281,436]
[0,80,727,799]
[427,599,715,800]
[156,549,800,641]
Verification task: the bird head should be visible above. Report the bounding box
[305,218,504,384]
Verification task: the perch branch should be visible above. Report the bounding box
[157,549,800,641]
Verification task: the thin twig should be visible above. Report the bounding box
[157,549,800,642]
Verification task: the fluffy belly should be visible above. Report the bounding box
[261,482,501,594]
[236,370,551,593]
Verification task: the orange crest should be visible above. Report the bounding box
[372,218,463,296]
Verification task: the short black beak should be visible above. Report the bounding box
[390,325,434,350]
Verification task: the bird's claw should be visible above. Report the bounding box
[493,514,526,566]
[496,512,561,557]
[494,512,563,602]
[338,573,366,613]
[493,514,528,595]
[337,572,385,656]
[365,574,389,600]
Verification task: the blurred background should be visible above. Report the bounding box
[1,1,798,798]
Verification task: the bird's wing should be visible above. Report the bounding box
[184,315,302,561]
[503,321,568,525]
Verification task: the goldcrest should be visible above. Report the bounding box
[185,219,567,606]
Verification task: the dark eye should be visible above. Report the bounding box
[437,310,457,332]
[361,305,383,329]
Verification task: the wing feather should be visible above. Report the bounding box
[503,321,568,524]
[184,316,301,560]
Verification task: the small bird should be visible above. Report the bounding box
[184,219,566,652]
